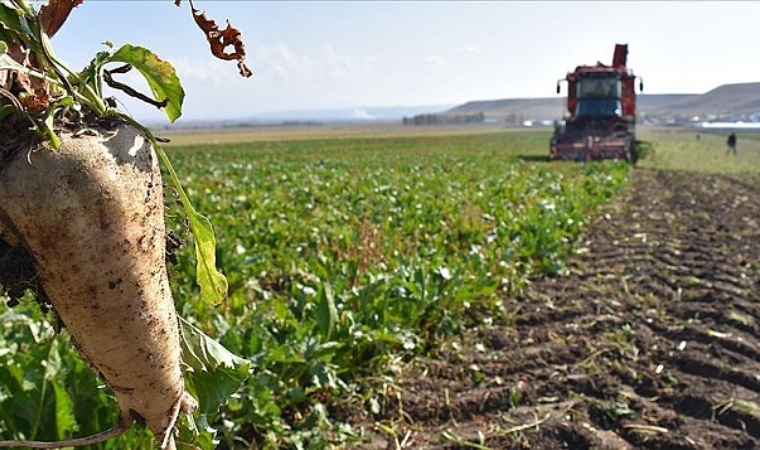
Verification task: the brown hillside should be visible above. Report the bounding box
[442,98,564,122]
[645,82,760,116]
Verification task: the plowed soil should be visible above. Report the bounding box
[359,168,760,449]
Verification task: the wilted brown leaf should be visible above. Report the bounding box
[0,0,76,112]
[177,0,252,78]
[39,0,84,38]
[4,44,49,111]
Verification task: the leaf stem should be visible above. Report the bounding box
[34,15,74,97]
[36,49,109,117]
[0,423,127,448]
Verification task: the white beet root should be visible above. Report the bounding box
[0,123,195,449]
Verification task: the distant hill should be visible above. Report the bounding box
[153,83,760,129]
[443,98,563,122]
[440,82,760,122]
[642,83,760,116]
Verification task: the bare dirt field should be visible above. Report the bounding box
[358,167,760,449]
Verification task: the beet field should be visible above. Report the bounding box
[3,126,760,449]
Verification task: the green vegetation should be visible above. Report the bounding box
[0,129,632,449]
[638,128,760,174]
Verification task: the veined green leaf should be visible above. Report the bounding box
[179,317,251,416]
[187,211,228,305]
[0,3,30,36]
[316,282,338,340]
[110,44,184,123]
[154,139,228,305]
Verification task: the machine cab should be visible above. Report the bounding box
[575,72,623,119]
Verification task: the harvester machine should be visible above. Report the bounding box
[550,44,643,162]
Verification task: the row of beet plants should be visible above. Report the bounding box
[165,132,630,448]
[0,131,630,449]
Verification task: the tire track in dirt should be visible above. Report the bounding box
[357,168,760,449]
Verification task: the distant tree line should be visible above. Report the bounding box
[402,112,485,125]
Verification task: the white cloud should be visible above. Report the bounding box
[324,44,355,70]
[252,43,377,83]
[353,108,376,120]
[169,57,235,86]
[421,55,446,66]
[458,46,482,54]
[271,63,290,80]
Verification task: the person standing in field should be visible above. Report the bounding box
[727,132,737,156]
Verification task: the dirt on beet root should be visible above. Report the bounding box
[0,122,48,311]
[353,167,760,450]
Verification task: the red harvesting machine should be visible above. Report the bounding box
[550,44,643,162]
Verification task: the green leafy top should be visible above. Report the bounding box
[0,0,251,135]
[0,0,252,447]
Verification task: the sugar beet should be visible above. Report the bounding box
[0,123,195,449]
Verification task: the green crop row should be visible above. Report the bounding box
[0,130,630,449]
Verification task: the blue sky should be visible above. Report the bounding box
[48,1,760,122]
